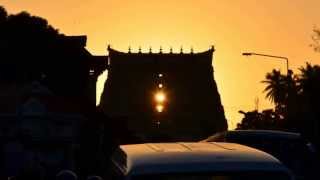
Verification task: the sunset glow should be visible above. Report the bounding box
[3,0,320,129]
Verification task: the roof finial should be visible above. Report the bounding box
[191,46,194,54]
[149,46,152,53]
[210,45,215,51]
[170,47,173,54]
[180,46,183,54]
[159,46,162,53]
[128,46,131,53]
[138,46,142,53]
[107,44,111,50]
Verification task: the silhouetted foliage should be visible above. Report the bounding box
[262,70,287,106]
[239,63,320,148]
[296,63,320,146]
[0,6,61,84]
[311,27,320,52]
[0,6,7,23]
[0,6,94,100]
[261,70,297,119]
[236,109,283,130]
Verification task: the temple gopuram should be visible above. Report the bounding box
[100,46,227,142]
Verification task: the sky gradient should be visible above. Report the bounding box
[2,0,320,129]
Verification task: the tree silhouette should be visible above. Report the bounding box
[261,70,288,109]
[0,6,7,22]
[261,69,298,120]
[297,63,320,96]
[0,7,63,84]
[296,63,320,146]
[236,109,282,130]
[0,6,94,100]
[311,27,320,52]
[239,63,320,149]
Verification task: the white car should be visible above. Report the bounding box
[110,142,294,180]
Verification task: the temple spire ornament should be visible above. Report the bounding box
[211,45,215,51]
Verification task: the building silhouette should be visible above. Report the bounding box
[100,46,227,141]
[0,35,107,177]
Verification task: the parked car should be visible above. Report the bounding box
[201,130,317,180]
[110,142,294,180]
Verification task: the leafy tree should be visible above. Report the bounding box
[239,63,320,148]
[297,63,320,97]
[0,6,93,99]
[0,6,7,22]
[296,63,320,145]
[311,27,320,52]
[236,109,282,130]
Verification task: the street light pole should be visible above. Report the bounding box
[243,52,291,121]
[242,52,289,75]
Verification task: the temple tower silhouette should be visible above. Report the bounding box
[100,46,227,141]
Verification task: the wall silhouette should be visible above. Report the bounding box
[100,46,227,142]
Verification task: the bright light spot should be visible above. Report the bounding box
[158,83,163,88]
[96,70,108,106]
[158,73,163,78]
[155,92,165,103]
[156,104,164,112]
[89,69,95,75]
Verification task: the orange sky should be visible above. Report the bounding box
[2,0,320,129]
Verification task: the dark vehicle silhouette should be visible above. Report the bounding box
[110,142,294,180]
[201,130,317,180]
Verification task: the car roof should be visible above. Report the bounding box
[113,142,289,176]
[204,130,302,142]
[227,130,301,139]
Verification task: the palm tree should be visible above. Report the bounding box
[262,69,298,122]
[262,69,287,106]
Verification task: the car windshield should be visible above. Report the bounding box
[131,172,291,180]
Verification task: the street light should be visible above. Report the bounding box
[242,52,289,75]
[243,52,292,119]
